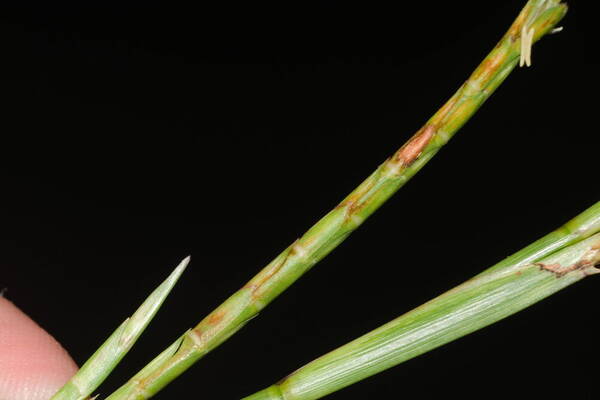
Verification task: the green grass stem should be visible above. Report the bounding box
[105,1,568,398]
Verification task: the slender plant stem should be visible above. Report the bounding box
[105,1,567,398]
[244,201,600,400]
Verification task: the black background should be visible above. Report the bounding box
[0,1,597,399]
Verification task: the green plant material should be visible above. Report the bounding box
[104,1,568,399]
[245,201,600,400]
[50,257,190,400]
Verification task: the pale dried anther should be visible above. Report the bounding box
[519,26,535,67]
[550,26,563,34]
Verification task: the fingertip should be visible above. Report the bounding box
[0,296,78,400]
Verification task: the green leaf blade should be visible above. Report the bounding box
[244,206,600,400]
[50,256,190,400]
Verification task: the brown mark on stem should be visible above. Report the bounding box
[345,196,367,219]
[207,310,226,325]
[536,262,565,276]
[536,246,600,277]
[507,3,531,42]
[509,23,523,43]
[336,124,438,215]
[335,174,378,217]
[471,49,507,85]
[393,124,436,167]
[190,327,203,343]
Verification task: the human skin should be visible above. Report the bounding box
[0,297,77,400]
